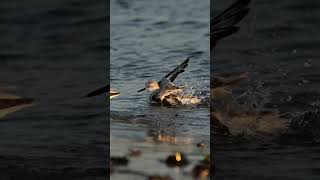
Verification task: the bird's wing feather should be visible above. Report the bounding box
[158,78,181,90]
[159,57,190,86]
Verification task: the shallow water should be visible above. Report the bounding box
[0,0,107,179]
[110,0,210,179]
[212,0,320,179]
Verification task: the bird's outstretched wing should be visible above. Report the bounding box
[137,57,190,92]
[162,57,190,83]
[211,0,251,49]
[86,85,109,97]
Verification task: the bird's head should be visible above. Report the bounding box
[145,80,160,92]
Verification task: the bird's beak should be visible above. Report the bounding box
[137,88,146,92]
[110,91,121,99]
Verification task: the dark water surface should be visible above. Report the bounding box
[0,0,108,179]
[213,0,320,179]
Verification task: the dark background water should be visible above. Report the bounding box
[0,0,108,179]
[212,0,320,179]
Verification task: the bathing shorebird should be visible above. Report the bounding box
[0,87,34,118]
[86,85,120,99]
[137,57,201,106]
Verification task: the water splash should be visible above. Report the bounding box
[180,77,209,106]
[212,73,320,144]
[212,75,289,138]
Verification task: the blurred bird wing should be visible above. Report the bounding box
[211,0,251,49]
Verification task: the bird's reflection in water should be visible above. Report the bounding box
[212,73,289,137]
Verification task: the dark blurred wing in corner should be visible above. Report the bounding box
[211,0,251,49]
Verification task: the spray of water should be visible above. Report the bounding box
[212,75,289,138]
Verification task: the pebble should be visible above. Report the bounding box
[192,164,210,178]
[110,156,129,166]
[165,152,189,167]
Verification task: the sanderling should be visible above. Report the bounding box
[137,57,201,106]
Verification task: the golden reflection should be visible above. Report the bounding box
[175,152,181,162]
[152,133,193,145]
[199,169,209,177]
[165,152,189,167]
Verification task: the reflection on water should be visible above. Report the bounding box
[150,132,194,145]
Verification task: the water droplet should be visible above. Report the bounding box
[301,79,310,84]
[304,62,311,68]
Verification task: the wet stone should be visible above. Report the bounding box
[197,142,205,148]
[165,152,189,167]
[110,156,129,166]
[192,164,210,179]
